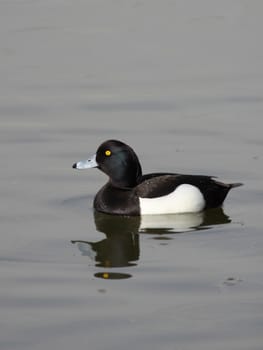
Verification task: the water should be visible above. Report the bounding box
[1,1,263,349]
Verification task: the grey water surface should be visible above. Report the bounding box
[1,1,263,350]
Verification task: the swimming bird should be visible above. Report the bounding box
[72,140,242,216]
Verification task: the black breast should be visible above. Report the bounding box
[94,183,140,216]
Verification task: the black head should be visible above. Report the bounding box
[73,140,143,188]
[96,140,142,188]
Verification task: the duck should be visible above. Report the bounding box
[72,139,242,216]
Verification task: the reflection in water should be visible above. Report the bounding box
[72,208,231,279]
[140,212,204,234]
[72,213,140,268]
[140,208,231,235]
[94,272,132,280]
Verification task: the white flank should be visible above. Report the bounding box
[139,184,205,215]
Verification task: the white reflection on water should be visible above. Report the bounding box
[140,212,204,233]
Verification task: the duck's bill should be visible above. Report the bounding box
[72,154,98,170]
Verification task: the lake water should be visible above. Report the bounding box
[1,1,263,349]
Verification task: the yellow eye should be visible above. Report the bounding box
[105,150,111,156]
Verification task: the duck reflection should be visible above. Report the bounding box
[72,212,140,268]
[72,208,231,279]
[140,208,231,235]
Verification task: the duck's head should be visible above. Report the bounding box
[73,140,142,188]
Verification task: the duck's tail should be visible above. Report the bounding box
[205,181,243,208]
[229,182,243,189]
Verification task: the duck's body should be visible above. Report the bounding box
[73,140,242,216]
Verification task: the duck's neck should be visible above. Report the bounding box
[110,162,142,188]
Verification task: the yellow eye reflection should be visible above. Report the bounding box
[105,150,111,156]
